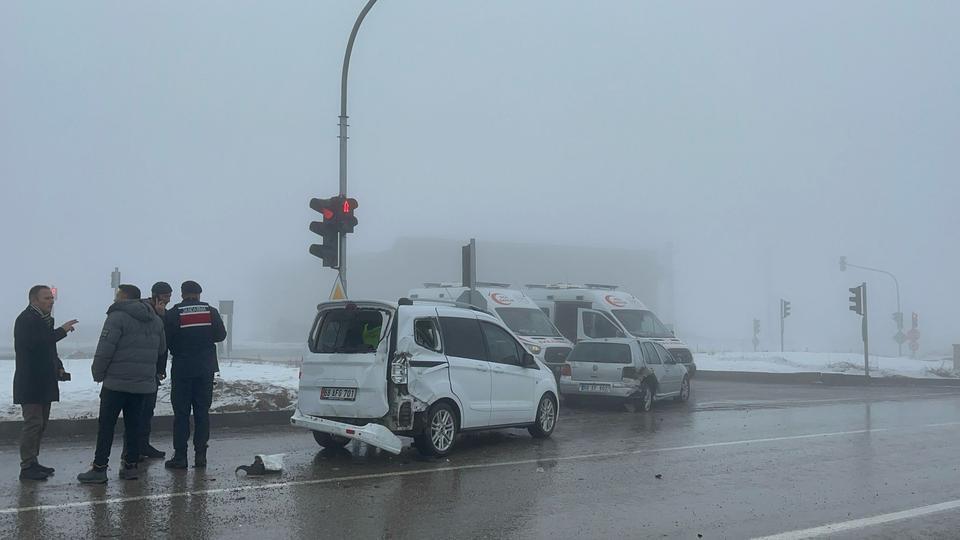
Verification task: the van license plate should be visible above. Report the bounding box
[321,387,357,401]
[579,383,611,393]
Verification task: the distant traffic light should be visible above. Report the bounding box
[753,319,760,334]
[849,285,864,315]
[839,256,847,272]
[309,197,340,268]
[780,299,791,319]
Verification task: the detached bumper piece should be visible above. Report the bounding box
[290,409,404,455]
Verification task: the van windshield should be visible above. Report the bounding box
[312,308,387,354]
[611,309,673,338]
[495,307,562,337]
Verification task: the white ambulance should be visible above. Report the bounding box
[408,283,574,369]
[523,284,696,376]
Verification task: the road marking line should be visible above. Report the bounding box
[6,422,957,515]
[753,498,960,539]
[697,392,960,408]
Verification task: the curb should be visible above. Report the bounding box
[0,410,293,442]
[698,370,960,388]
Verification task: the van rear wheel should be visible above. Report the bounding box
[313,432,350,448]
[415,403,458,457]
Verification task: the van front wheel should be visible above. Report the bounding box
[313,432,350,448]
[415,403,458,457]
[528,394,557,439]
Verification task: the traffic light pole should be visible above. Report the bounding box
[862,282,870,378]
[779,301,784,353]
[843,260,901,356]
[337,0,378,297]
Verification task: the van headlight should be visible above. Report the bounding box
[391,353,410,384]
[527,344,542,355]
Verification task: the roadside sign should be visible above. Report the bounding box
[50,286,58,299]
[909,341,920,353]
[329,274,347,301]
[219,300,234,316]
[893,331,907,345]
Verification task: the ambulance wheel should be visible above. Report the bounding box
[313,432,350,448]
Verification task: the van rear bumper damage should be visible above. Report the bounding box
[290,409,404,454]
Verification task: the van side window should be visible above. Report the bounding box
[641,342,662,365]
[480,322,523,366]
[414,318,442,352]
[438,317,486,361]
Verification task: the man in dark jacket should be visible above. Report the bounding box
[77,284,166,484]
[164,280,226,469]
[13,285,77,481]
[138,281,173,459]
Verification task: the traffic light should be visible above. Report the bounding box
[849,285,863,315]
[839,256,847,272]
[309,197,340,268]
[780,299,791,319]
[753,319,760,334]
[339,197,358,233]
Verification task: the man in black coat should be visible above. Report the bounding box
[164,280,226,469]
[138,281,173,459]
[13,285,77,481]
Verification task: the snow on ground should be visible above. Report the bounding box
[694,352,957,379]
[0,359,299,421]
[3,352,955,421]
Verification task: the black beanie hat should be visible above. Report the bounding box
[181,280,203,295]
[151,281,173,296]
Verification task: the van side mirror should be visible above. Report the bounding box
[523,352,536,368]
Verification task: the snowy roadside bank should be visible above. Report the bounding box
[1,359,299,421]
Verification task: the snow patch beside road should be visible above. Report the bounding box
[695,352,955,379]
[0,359,299,421]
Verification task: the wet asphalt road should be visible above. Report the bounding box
[3,380,960,539]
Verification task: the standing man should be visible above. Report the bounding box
[77,284,166,484]
[13,285,77,481]
[138,281,173,459]
[164,280,226,469]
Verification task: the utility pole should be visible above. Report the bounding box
[110,267,121,299]
[752,319,760,352]
[337,0,378,297]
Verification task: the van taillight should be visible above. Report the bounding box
[560,364,572,377]
[622,367,637,380]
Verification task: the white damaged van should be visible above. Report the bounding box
[291,299,559,456]
[408,283,574,368]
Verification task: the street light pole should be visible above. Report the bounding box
[839,257,902,356]
[337,0,378,297]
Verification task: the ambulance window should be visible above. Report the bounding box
[583,311,622,339]
[415,318,442,352]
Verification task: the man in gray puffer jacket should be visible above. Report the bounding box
[78,284,166,484]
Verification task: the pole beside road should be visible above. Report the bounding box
[337,0,379,298]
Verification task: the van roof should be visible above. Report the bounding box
[523,286,650,310]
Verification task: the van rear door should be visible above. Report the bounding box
[299,303,394,419]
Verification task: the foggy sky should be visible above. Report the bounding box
[2,1,958,356]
